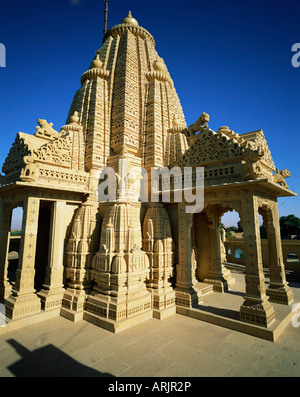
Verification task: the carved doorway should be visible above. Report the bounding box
[193,211,211,281]
[34,201,52,292]
[8,206,23,284]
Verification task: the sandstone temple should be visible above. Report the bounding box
[0,12,296,338]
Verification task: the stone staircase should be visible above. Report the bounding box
[195,282,214,296]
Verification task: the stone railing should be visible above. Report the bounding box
[224,238,300,272]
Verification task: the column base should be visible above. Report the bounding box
[204,268,235,293]
[60,288,86,322]
[38,286,65,311]
[5,292,41,320]
[150,288,176,319]
[85,290,152,320]
[175,286,202,308]
[240,296,275,328]
[83,308,152,334]
[0,281,12,303]
[266,284,294,305]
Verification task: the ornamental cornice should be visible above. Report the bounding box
[145,70,173,87]
[80,67,110,85]
[103,23,155,45]
[168,126,186,134]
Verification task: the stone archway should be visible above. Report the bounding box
[193,203,238,292]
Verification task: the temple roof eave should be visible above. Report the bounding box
[0,180,93,198]
[202,178,297,198]
[103,23,155,46]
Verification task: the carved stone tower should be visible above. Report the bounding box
[62,11,187,330]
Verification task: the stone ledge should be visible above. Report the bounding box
[0,308,61,336]
[176,304,295,342]
[83,308,153,334]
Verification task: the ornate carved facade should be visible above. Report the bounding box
[0,12,296,333]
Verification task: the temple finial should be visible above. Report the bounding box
[121,10,139,26]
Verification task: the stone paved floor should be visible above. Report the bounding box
[0,273,299,378]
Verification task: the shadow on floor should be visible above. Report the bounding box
[6,339,115,377]
[195,305,240,320]
[225,290,245,298]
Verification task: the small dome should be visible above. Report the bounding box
[122,11,139,26]
[89,54,103,69]
[172,114,181,127]
[70,111,79,124]
[153,59,164,71]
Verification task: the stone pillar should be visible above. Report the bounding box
[204,205,235,292]
[0,201,12,302]
[265,202,294,305]
[239,193,275,327]
[5,197,41,320]
[142,203,176,319]
[38,201,66,311]
[62,199,99,322]
[175,203,202,307]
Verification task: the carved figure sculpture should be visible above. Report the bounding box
[20,155,38,182]
[187,112,210,136]
[244,148,264,180]
[273,168,291,188]
[34,119,59,140]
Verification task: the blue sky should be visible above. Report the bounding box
[0,0,299,228]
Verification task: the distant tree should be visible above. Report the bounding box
[237,221,243,232]
[260,225,267,239]
[279,215,300,239]
[10,230,21,236]
[226,229,235,239]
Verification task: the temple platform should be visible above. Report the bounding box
[0,276,299,377]
[177,267,300,342]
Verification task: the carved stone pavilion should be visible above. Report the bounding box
[0,12,296,335]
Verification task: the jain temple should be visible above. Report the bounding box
[0,12,297,339]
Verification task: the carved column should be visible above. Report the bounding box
[62,199,99,322]
[175,203,202,307]
[204,205,235,292]
[142,203,176,319]
[38,201,66,311]
[239,192,275,327]
[265,201,294,305]
[0,201,12,302]
[5,197,41,320]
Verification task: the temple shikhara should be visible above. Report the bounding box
[0,12,297,338]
